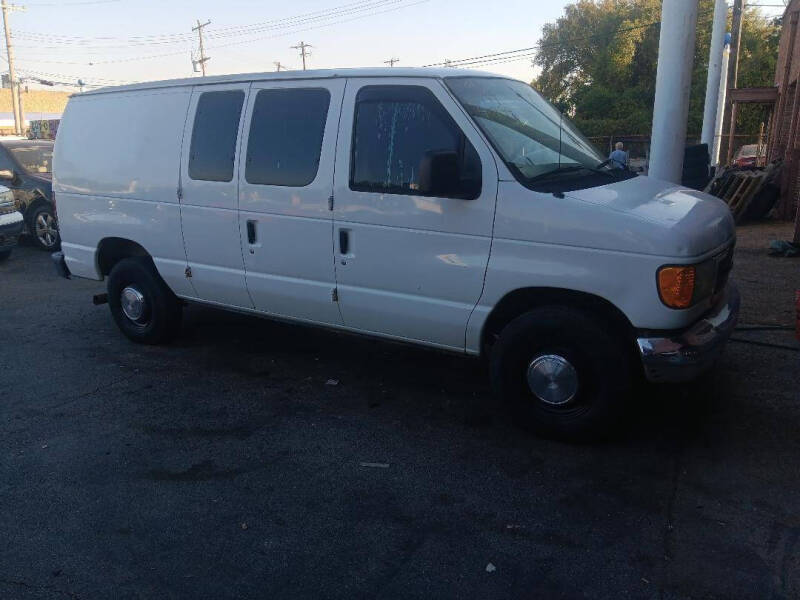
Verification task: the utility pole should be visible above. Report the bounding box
[701,0,728,155]
[721,0,745,164]
[291,41,312,70]
[1,1,23,136]
[273,61,285,72]
[649,0,699,183]
[192,19,211,76]
[384,57,399,67]
[711,35,731,165]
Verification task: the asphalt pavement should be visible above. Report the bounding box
[1,230,799,599]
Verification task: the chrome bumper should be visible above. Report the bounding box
[637,282,740,383]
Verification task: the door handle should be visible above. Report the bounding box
[338,229,350,255]
[246,220,257,244]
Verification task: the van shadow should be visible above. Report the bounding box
[174,303,720,448]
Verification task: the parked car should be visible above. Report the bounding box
[52,69,739,440]
[0,184,23,261]
[732,144,766,169]
[0,139,58,251]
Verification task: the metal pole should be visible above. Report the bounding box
[701,0,728,152]
[1,1,22,135]
[649,0,699,183]
[722,0,746,164]
[711,38,730,165]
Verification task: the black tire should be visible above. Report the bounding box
[28,203,60,251]
[0,248,11,262]
[107,257,182,344]
[490,306,632,441]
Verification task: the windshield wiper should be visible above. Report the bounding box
[527,164,609,183]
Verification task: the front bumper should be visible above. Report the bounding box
[637,282,740,383]
[0,211,24,249]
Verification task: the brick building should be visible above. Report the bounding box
[768,0,800,240]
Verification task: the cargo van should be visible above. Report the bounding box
[52,68,739,439]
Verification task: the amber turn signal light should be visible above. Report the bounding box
[657,266,696,309]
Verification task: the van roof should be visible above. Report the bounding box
[79,67,506,96]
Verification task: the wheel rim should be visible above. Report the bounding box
[526,354,579,406]
[34,211,58,248]
[120,285,148,323]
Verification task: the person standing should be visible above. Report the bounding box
[609,141,628,170]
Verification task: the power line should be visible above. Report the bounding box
[12,0,406,46]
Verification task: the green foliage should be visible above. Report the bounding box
[533,0,782,138]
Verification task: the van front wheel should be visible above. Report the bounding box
[490,306,631,441]
[107,257,182,344]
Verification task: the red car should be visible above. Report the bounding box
[732,144,765,168]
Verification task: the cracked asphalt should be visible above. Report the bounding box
[2,223,799,599]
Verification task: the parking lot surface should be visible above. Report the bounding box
[2,224,799,599]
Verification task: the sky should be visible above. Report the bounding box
[3,0,789,91]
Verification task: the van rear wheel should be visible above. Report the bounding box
[107,257,182,344]
[490,306,631,441]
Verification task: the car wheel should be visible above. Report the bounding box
[490,306,632,441]
[0,248,11,262]
[107,257,182,344]
[29,204,60,251]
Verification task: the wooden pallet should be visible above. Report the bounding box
[705,162,782,223]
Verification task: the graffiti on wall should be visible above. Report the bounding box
[28,119,60,140]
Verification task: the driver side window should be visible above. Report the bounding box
[349,85,481,199]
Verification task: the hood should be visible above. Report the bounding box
[565,175,735,257]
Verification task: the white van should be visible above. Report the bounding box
[52,68,739,439]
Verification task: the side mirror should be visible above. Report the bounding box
[0,169,14,182]
[418,150,462,198]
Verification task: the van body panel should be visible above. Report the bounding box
[53,89,194,295]
[178,82,253,309]
[54,89,190,203]
[237,79,345,325]
[331,77,498,350]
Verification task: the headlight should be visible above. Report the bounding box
[657,259,717,309]
[0,189,15,215]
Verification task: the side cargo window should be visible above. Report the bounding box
[245,88,331,187]
[350,85,481,200]
[189,90,245,182]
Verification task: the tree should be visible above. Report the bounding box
[533,0,781,140]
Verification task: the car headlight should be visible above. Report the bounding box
[0,189,16,215]
[657,259,717,309]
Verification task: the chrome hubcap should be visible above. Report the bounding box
[35,212,58,248]
[526,354,579,406]
[121,286,147,322]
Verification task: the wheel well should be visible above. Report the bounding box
[23,193,51,221]
[96,237,151,277]
[480,287,635,355]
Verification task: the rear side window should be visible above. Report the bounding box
[189,90,244,182]
[350,85,481,199]
[245,88,330,186]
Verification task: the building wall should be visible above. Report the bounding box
[770,0,800,222]
[0,88,70,135]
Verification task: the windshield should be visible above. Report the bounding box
[445,77,608,184]
[9,144,53,174]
